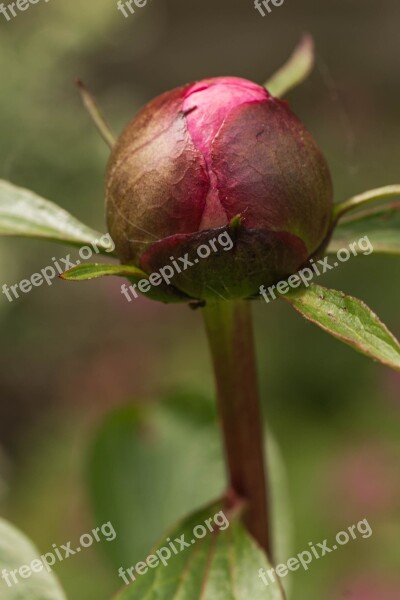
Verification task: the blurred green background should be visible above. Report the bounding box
[0,0,399,598]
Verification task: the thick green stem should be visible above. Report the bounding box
[202,300,272,557]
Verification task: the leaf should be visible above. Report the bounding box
[284,284,400,371]
[328,201,400,255]
[332,185,400,223]
[0,517,67,599]
[76,79,116,149]
[87,402,225,570]
[113,501,285,600]
[87,396,292,575]
[0,180,114,255]
[265,34,315,98]
[60,263,147,281]
[60,262,192,303]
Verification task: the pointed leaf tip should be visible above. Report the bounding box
[284,284,400,371]
[60,263,147,282]
[76,79,116,149]
[265,34,315,98]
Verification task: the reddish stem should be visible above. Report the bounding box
[202,300,272,557]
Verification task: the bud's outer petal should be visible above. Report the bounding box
[139,225,308,301]
[106,77,333,302]
[106,85,209,265]
[211,99,332,254]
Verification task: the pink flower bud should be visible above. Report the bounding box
[106,77,333,302]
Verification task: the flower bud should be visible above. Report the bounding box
[106,77,333,302]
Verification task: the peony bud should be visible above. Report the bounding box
[106,76,333,302]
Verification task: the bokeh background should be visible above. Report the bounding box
[0,0,399,598]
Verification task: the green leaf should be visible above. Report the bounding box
[60,263,147,281]
[87,401,225,570]
[76,79,116,149]
[0,517,67,599]
[332,185,400,223]
[284,284,400,371]
[87,396,292,576]
[60,262,192,303]
[328,201,400,255]
[0,180,114,255]
[114,501,285,600]
[265,34,314,97]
